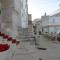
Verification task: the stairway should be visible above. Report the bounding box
[17,28,29,41]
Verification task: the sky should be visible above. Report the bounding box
[28,0,60,20]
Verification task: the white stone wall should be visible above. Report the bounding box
[49,16,60,25]
[42,16,60,33]
[11,0,21,38]
[48,16,60,33]
[41,16,49,27]
[0,0,13,35]
[0,3,2,31]
[28,14,34,36]
[21,0,28,28]
[0,0,28,39]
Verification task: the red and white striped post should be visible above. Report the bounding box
[0,44,12,60]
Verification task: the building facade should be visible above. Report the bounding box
[0,0,28,40]
[33,19,42,35]
[41,11,60,34]
[28,14,34,37]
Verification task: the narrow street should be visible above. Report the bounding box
[0,0,60,60]
[12,35,60,60]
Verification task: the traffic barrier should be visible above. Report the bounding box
[0,44,12,60]
[11,39,17,56]
[3,35,9,44]
[0,32,20,59]
[0,32,5,42]
[7,37,12,45]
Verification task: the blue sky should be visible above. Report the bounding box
[28,0,60,20]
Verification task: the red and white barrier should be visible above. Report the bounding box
[11,39,16,50]
[0,32,5,43]
[7,37,12,45]
[0,44,12,60]
[0,32,20,59]
[0,32,2,42]
[3,35,9,44]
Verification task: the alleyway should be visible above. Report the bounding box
[11,35,60,60]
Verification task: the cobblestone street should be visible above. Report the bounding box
[1,0,60,60]
[11,35,60,60]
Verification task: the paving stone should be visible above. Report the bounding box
[11,35,60,60]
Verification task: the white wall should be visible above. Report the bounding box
[49,16,60,25]
[42,16,60,33]
[0,3,2,31]
[21,0,28,28]
[56,27,60,34]
[41,16,49,27]
[14,0,28,28]
[0,0,28,39]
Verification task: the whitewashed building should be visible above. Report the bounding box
[41,10,60,34]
